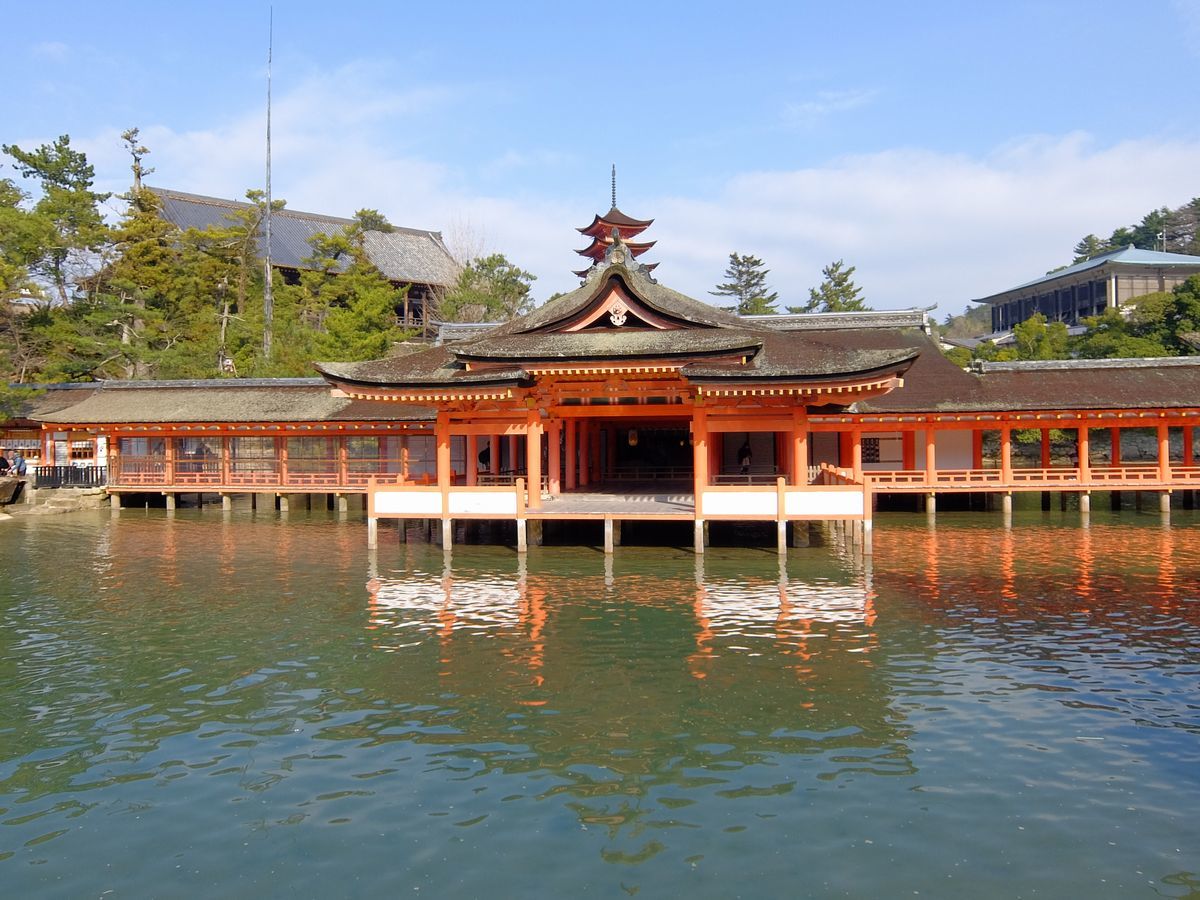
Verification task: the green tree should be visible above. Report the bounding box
[790,259,870,313]
[1072,234,1107,263]
[2,135,111,305]
[437,253,535,322]
[1011,312,1070,360]
[710,252,779,314]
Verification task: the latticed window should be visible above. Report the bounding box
[230,437,277,474]
[862,438,880,463]
[286,436,337,474]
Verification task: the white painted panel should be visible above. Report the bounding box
[784,489,864,517]
[448,491,518,515]
[937,429,973,469]
[374,489,442,516]
[701,490,777,517]
[914,429,974,470]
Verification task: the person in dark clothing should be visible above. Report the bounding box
[0,454,10,474]
[738,440,752,476]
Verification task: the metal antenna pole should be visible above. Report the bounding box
[262,7,274,362]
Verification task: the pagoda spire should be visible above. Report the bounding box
[574,168,657,278]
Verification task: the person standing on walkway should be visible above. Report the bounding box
[12,451,27,477]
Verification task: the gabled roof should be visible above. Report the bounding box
[975,245,1200,305]
[149,187,460,287]
[317,247,919,390]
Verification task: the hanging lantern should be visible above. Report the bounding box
[627,428,639,447]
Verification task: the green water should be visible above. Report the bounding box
[1,509,1198,898]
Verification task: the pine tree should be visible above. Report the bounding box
[710,252,779,314]
[789,260,869,313]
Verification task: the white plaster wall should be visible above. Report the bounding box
[374,489,442,516]
[915,430,973,470]
[448,490,518,516]
[701,491,778,517]
[784,489,865,517]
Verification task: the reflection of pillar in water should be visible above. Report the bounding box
[924,526,940,603]
[1077,522,1093,605]
[1000,527,1016,603]
[1157,523,1176,607]
[688,555,713,679]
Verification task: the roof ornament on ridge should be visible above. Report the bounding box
[582,229,659,286]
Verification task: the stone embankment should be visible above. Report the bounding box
[1,484,109,519]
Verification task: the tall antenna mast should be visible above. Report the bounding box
[262,7,274,362]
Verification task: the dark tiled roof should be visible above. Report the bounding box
[34,379,433,424]
[685,332,918,382]
[972,358,1200,411]
[150,187,459,287]
[3,384,100,424]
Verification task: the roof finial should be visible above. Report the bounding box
[611,164,617,209]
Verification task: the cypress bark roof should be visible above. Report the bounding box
[35,379,433,424]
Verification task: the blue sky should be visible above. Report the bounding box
[4,0,1199,315]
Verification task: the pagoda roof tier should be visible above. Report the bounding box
[576,238,656,262]
[577,206,654,238]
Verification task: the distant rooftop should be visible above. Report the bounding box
[149,187,460,288]
[975,245,1200,305]
[742,308,932,333]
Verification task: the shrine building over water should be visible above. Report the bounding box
[8,200,1200,552]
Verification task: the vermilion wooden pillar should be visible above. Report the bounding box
[851,430,863,482]
[466,434,478,486]
[1000,425,1013,482]
[489,435,500,477]
[1158,423,1171,481]
[693,410,709,495]
[436,414,451,490]
[1078,428,1091,481]
[1040,428,1051,469]
[526,418,542,509]
[924,429,936,484]
[971,430,983,470]
[791,410,808,486]
[904,431,917,471]
[1185,426,1195,467]
[1110,427,1121,465]
[547,420,561,495]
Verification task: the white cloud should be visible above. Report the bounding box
[30,42,69,62]
[647,133,1200,315]
[67,62,1200,315]
[782,88,878,126]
